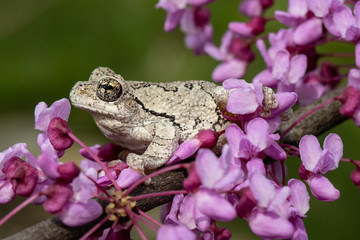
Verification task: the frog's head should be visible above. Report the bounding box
[69,67,139,121]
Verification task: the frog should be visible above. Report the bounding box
[69,67,230,171]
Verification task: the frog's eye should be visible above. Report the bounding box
[96,78,123,102]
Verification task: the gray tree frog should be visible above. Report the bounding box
[69,67,230,171]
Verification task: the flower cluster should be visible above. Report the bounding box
[2,1,360,240]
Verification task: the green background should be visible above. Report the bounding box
[0,0,359,239]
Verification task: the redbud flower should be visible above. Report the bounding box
[0,143,38,203]
[192,145,243,221]
[34,98,71,133]
[204,31,249,82]
[229,17,266,37]
[167,129,219,165]
[247,171,295,239]
[157,224,196,240]
[116,168,142,189]
[299,134,342,201]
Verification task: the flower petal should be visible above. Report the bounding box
[212,59,247,83]
[225,123,245,158]
[195,149,224,188]
[249,210,295,239]
[249,170,275,208]
[323,133,343,167]
[299,135,323,172]
[227,88,259,114]
[294,18,323,45]
[306,174,340,201]
[157,224,196,240]
[116,168,142,189]
[59,200,103,227]
[288,179,310,216]
[195,189,236,221]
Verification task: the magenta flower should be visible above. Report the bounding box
[229,17,266,37]
[275,0,308,27]
[34,98,71,133]
[247,171,295,239]
[223,78,264,115]
[226,118,286,168]
[0,143,38,203]
[167,129,219,165]
[157,224,196,240]
[181,7,213,55]
[324,1,354,39]
[337,68,360,126]
[299,134,343,201]
[116,168,142,189]
[192,145,243,221]
[57,170,102,226]
[204,31,251,82]
[163,194,211,232]
[156,0,187,32]
[239,0,273,17]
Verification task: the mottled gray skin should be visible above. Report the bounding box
[70,67,229,170]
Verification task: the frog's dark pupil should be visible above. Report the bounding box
[96,78,122,102]
[101,84,114,91]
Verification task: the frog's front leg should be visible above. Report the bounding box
[126,122,180,171]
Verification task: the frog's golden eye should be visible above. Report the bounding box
[96,78,123,102]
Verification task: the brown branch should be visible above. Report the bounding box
[279,85,347,145]
[3,85,349,240]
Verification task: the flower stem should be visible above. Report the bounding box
[280,98,336,139]
[126,208,147,240]
[123,163,189,198]
[68,132,121,192]
[138,209,163,227]
[79,213,111,240]
[0,193,41,227]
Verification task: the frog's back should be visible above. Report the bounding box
[129,80,229,140]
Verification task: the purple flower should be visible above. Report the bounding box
[192,145,243,221]
[37,138,79,183]
[164,194,211,231]
[223,78,264,115]
[116,168,142,189]
[167,129,219,164]
[157,224,196,240]
[34,98,71,133]
[299,134,342,201]
[57,169,102,226]
[229,17,266,37]
[204,31,251,82]
[226,118,286,168]
[239,0,273,17]
[156,0,187,32]
[275,0,308,27]
[58,200,103,227]
[247,171,295,239]
[337,69,360,126]
[0,143,38,203]
[181,7,213,55]
[324,1,354,39]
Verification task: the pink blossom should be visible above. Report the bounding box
[299,134,342,201]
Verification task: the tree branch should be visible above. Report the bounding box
[3,85,348,240]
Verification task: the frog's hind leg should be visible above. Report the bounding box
[126,122,180,171]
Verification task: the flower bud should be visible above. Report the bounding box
[350,169,360,186]
[57,161,81,184]
[235,187,257,218]
[48,117,74,151]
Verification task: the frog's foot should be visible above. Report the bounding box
[126,122,180,170]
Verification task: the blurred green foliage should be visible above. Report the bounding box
[0,0,359,239]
